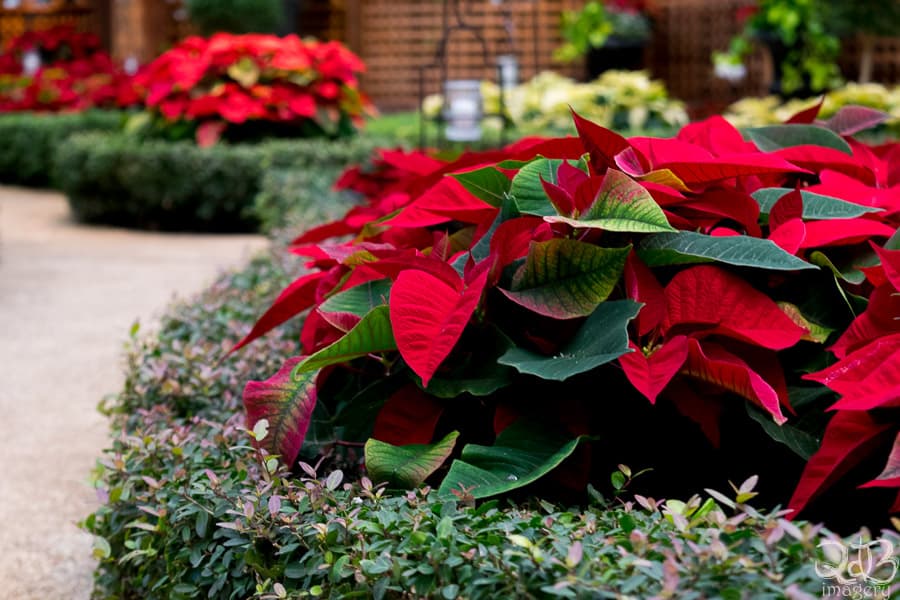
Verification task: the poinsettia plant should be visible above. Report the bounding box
[0,26,138,112]
[235,105,899,523]
[133,33,372,146]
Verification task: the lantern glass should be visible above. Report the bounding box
[443,79,483,142]
[497,54,518,90]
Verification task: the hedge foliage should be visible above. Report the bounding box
[84,250,900,600]
[0,110,125,186]
[53,132,380,231]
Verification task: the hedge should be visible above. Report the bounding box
[53,132,381,232]
[0,110,126,187]
[83,249,900,600]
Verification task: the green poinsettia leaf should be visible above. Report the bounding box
[437,420,584,500]
[423,327,515,398]
[295,305,396,373]
[511,157,588,216]
[809,250,878,285]
[745,403,821,461]
[745,124,852,156]
[498,300,640,381]
[639,231,815,271]
[451,167,510,207]
[545,169,676,233]
[365,431,459,488]
[501,239,631,319]
[752,188,882,220]
[318,279,392,317]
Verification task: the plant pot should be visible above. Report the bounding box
[586,36,646,79]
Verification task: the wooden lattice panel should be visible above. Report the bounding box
[342,0,584,112]
[649,0,767,117]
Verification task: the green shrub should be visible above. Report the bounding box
[84,251,900,599]
[186,0,284,35]
[0,110,125,187]
[254,168,358,234]
[52,133,379,232]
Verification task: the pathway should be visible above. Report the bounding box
[0,187,268,599]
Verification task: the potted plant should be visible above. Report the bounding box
[714,0,841,98]
[555,0,651,79]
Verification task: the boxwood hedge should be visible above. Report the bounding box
[83,249,900,600]
[53,133,380,232]
[0,110,126,187]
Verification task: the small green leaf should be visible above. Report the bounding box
[511,157,588,216]
[451,167,510,207]
[92,536,111,560]
[499,300,640,381]
[502,239,631,319]
[639,231,815,271]
[295,306,396,373]
[437,419,584,499]
[545,170,675,233]
[745,124,852,155]
[611,471,626,490]
[195,510,209,538]
[752,188,882,220]
[365,431,459,488]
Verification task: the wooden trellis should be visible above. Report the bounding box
[339,0,583,111]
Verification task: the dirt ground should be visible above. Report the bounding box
[0,187,267,599]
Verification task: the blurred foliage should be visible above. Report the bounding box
[423,70,687,137]
[0,110,126,187]
[186,0,285,35]
[725,83,900,137]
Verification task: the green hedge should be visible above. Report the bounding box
[53,133,380,232]
[0,110,126,187]
[83,249,900,600]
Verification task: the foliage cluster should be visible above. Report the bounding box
[555,0,651,62]
[133,33,371,146]
[423,71,687,137]
[725,84,900,138]
[714,0,842,96]
[83,251,900,599]
[0,26,137,112]
[0,110,125,186]
[235,108,900,525]
[53,131,379,231]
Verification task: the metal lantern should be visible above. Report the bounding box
[443,79,483,142]
[417,0,510,148]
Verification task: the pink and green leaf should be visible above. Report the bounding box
[243,358,319,467]
[544,169,675,233]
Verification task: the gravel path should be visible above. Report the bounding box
[0,188,267,599]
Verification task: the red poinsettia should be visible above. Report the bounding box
[134,32,372,146]
[0,26,138,112]
[232,104,899,520]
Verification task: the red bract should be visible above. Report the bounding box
[134,33,371,145]
[0,26,137,112]
[238,109,900,521]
